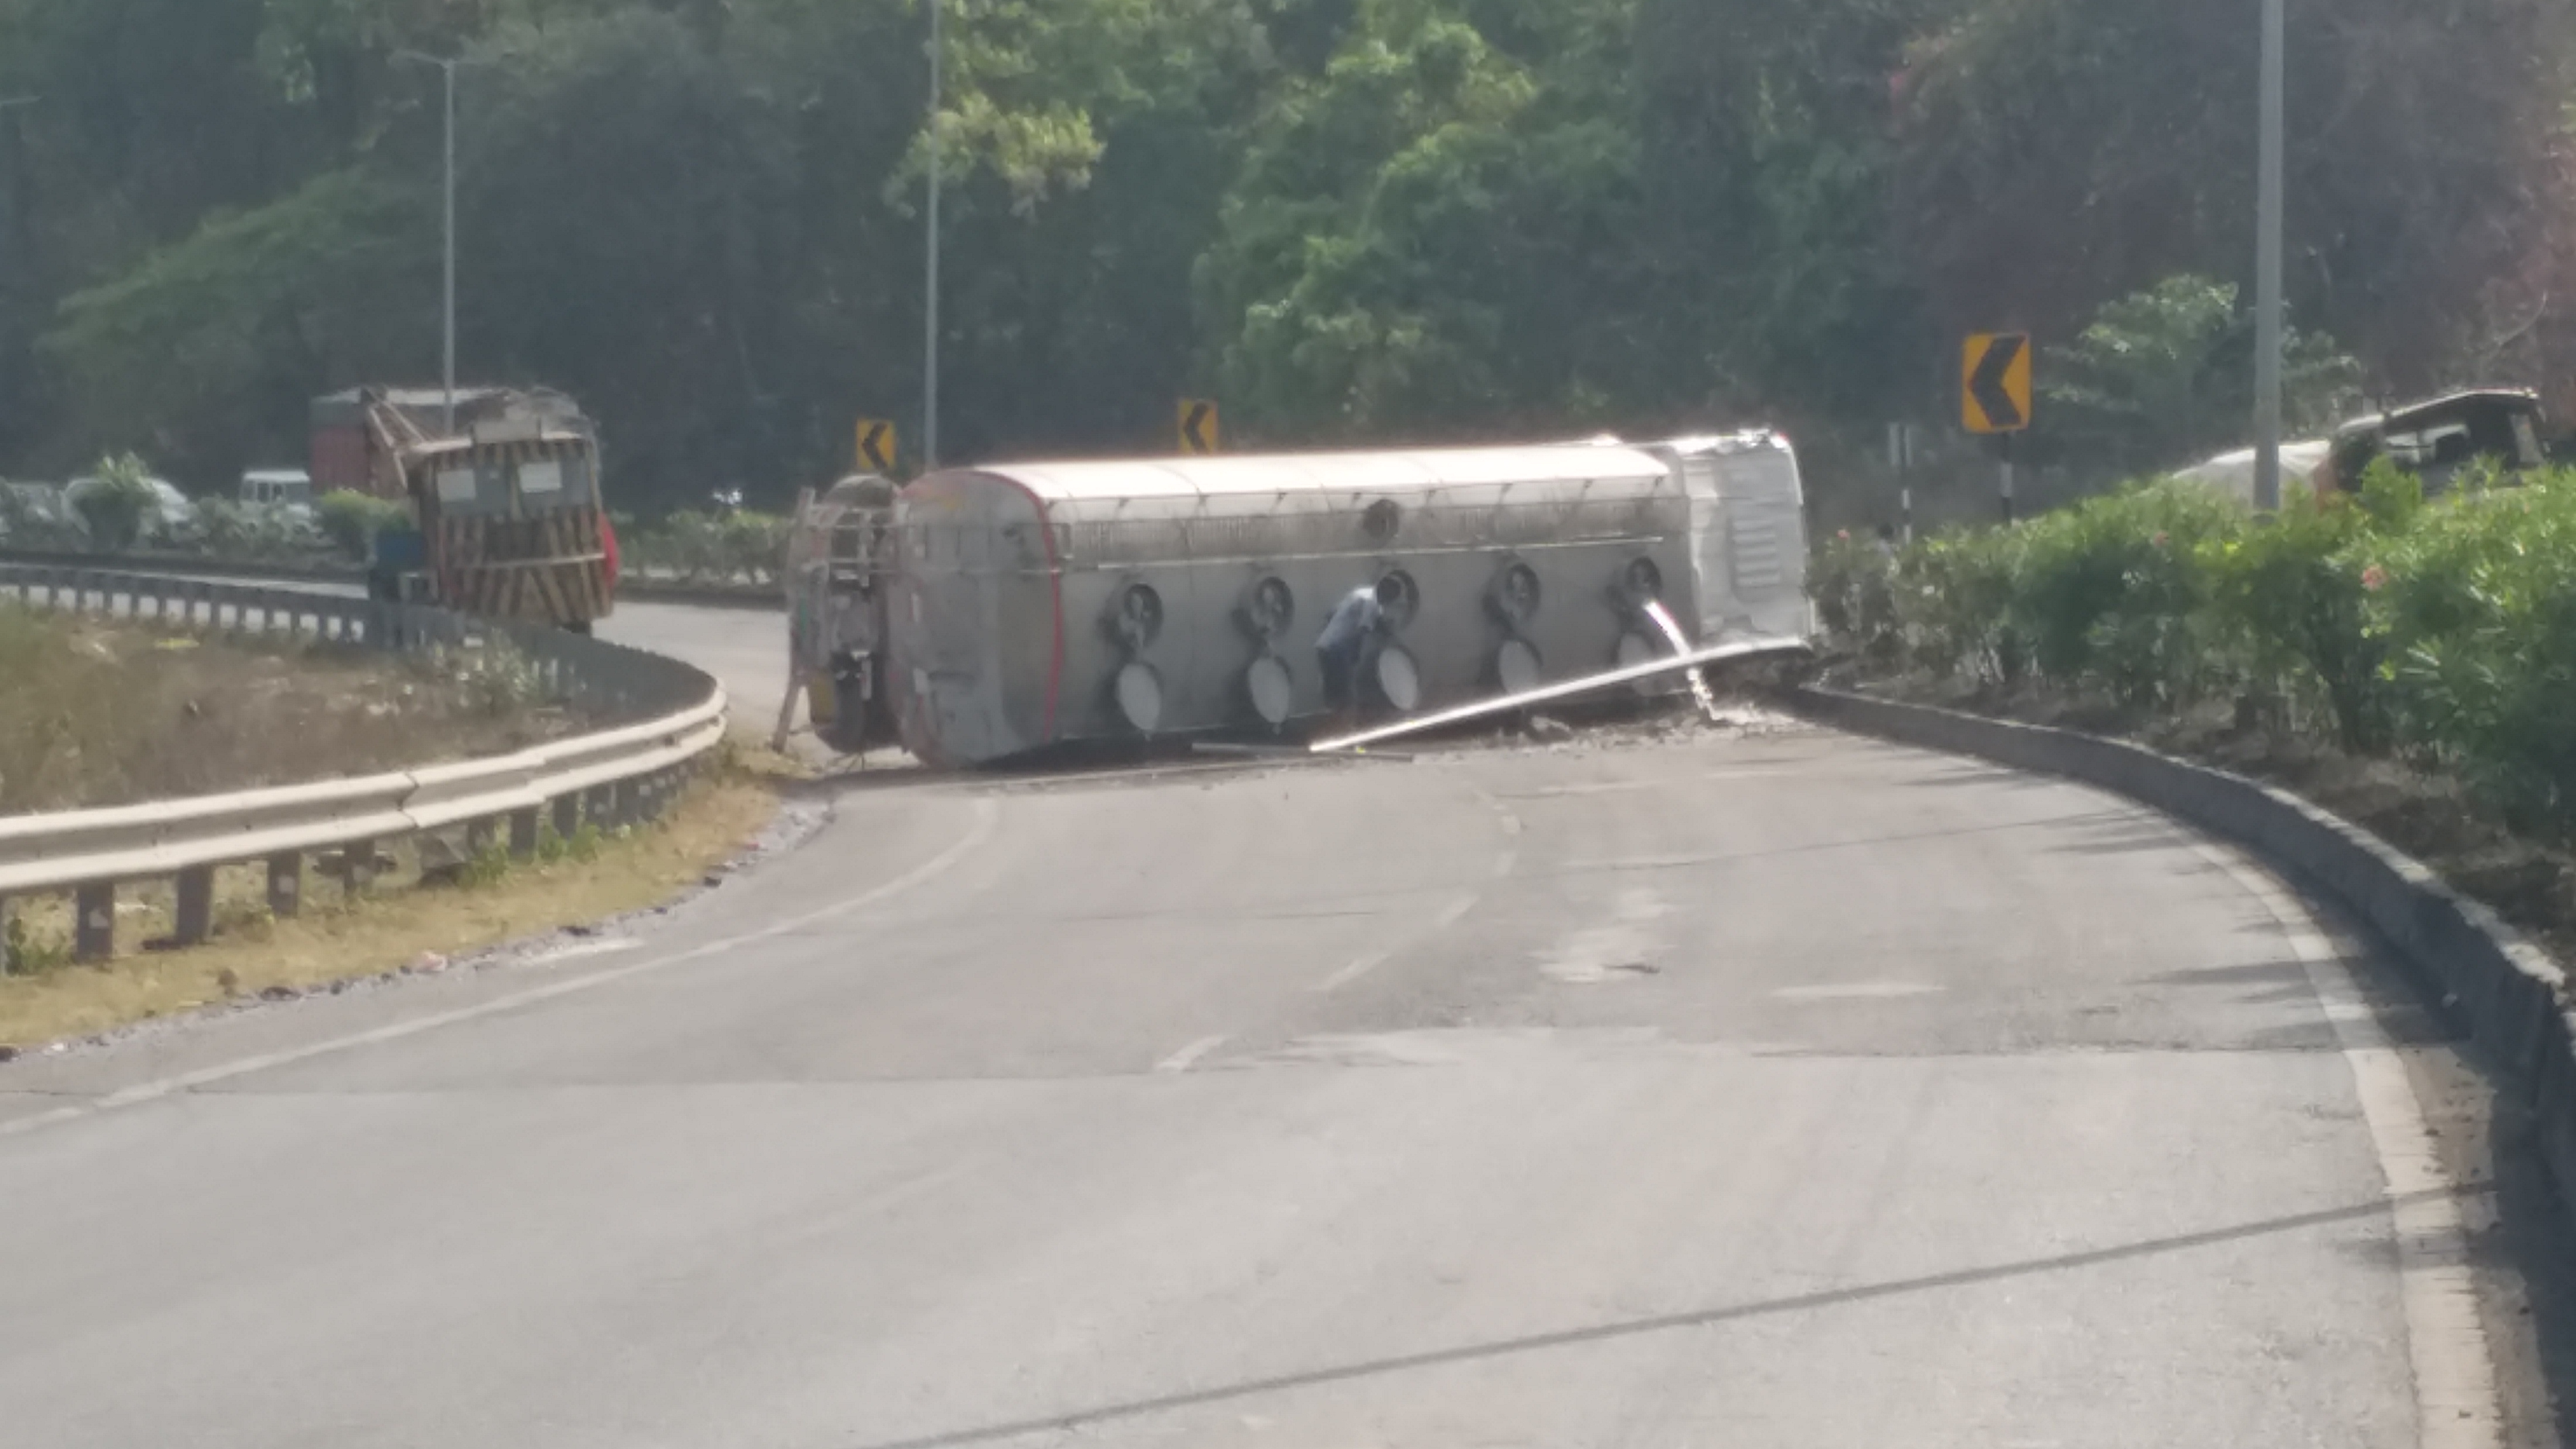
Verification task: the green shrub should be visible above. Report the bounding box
[71,454,159,552]
[720,510,788,583]
[194,497,326,562]
[2002,481,2241,703]
[315,490,411,561]
[2371,472,2576,832]
[1892,526,2027,685]
[1857,460,2576,840]
[2206,486,2385,749]
[1812,531,1898,659]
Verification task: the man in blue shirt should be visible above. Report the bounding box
[1317,577,1400,734]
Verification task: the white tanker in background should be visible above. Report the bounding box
[783,433,1814,767]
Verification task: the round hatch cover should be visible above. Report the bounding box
[1247,655,1294,727]
[1375,646,1423,713]
[1496,638,1543,695]
[1115,661,1164,734]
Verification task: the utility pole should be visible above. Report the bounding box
[0,97,34,267]
[395,53,482,436]
[2252,0,2286,512]
[0,96,37,456]
[924,0,944,473]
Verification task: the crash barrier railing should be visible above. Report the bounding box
[0,544,782,609]
[0,563,728,969]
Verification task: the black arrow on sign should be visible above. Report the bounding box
[1182,402,1216,455]
[859,423,893,472]
[1969,335,2028,431]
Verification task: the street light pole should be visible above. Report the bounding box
[0,97,35,439]
[2252,0,2286,512]
[924,0,944,474]
[396,53,472,437]
[441,58,457,436]
[0,97,35,255]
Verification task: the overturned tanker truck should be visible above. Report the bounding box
[785,434,1815,768]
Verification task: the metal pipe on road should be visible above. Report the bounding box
[1310,637,1809,754]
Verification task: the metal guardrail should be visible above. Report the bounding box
[0,544,784,609]
[0,564,730,969]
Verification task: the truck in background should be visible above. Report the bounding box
[323,385,617,633]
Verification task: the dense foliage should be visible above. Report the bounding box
[1817,468,2576,837]
[0,0,2570,513]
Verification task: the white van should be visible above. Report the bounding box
[241,469,315,512]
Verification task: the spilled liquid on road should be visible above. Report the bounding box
[1641,599,1722,724]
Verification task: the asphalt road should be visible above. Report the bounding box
[1,713,2551,1447]
[597,596,790,723]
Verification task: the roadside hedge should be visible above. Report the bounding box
[1815,463,2576,837]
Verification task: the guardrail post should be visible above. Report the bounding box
[342,839,376,896]
[173,866,215,946]
[0,893,14,975]
[551,794,580,842]
[508,807,541,860]
[75,883,115,962]
[267,853,303,918]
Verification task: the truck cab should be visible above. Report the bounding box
[2318,389,2549,497]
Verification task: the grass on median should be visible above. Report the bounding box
[0,761,782,1051]
[0,601,589,813]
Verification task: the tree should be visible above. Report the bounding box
[1200,0,1655,442]
[41,169,431,484]
[1893,0,2576,399]
[2041,275,2361,481]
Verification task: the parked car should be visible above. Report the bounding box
[2179,389,2553,508]
[2315,389,2550,496]
[0,480,74,544]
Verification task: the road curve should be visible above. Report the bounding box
[0,717,2539,1445]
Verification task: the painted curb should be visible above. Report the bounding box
[1791,685,2576,1223]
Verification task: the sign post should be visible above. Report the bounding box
[1963,333,2033,523]
[1179,399,1220,457]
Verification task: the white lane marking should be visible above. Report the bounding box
[1503,768,1789,799]
[0,798,1006,1142]
[1316,783,1517,995]
[1772,982,1945,1002]
[2197,841,2502,1449]
[1154,1035,1229,1075]
[1319,951,1392,993]
[523,938,645,965]
[1562,853,1710,873]
[1317,892,1480,995]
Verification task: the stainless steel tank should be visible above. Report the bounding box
[885,439,1808,766]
